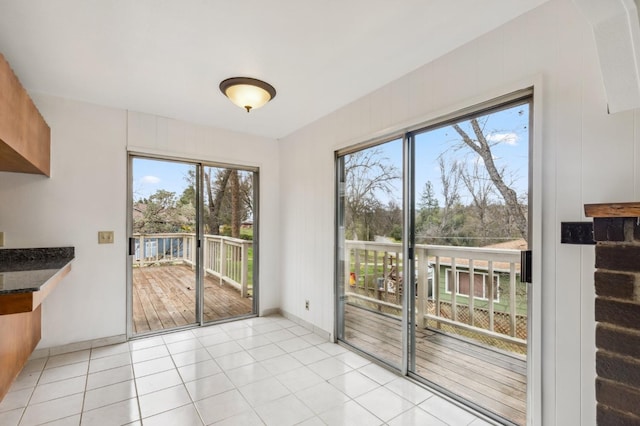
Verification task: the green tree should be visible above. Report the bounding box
[179,185,196,207]
[416,181,440,243]
[134,189,192,233]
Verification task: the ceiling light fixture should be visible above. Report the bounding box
[219,77,276,113]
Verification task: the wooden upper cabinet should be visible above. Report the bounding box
[0,54,50,176]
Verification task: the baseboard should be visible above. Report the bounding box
[30,334,127,359]
[278,309,332,341]
[29,310,330,359]
[260,307,281,317]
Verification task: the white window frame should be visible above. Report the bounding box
[444,269,500,302]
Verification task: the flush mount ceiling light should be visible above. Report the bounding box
[219,77,276,113]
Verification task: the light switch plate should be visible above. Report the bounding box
[98,231,114,244]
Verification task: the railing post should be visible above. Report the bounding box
[381,252,388,303]
[469,259,475,327]
[374,249,382,311]
[139,235,146,267]
[395,251,400,305]
[488,261,495,332]
[220,237,226,286]
[509,262,517,337]
[434,256,441,328]
[354,248,361,294]
[345,244,351,296]
[417,247,427,328]
[184,234,190,264]
[241,241,249,298]
[451,257,458,323]
[192,235,196,267]
[203,235,208,276]
[363,249,369,296]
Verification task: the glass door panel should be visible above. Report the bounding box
[201,166,255,322]
[410,100,530,424]
[130,157,198,335]
[336,139,404,369]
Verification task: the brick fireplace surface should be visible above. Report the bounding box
[585,203,640,425]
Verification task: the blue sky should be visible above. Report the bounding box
[132,158,195,201]
[132,102,529,207]
[372,102,530,206]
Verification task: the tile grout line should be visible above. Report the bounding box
[5,315,491,425]
[127,341,143,426]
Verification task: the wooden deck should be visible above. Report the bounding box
[344,304,527,425]
[133,264,253,334]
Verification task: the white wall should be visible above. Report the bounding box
[0,95,281,348]
[126,110,281,315]
[0,96,128,347]
[278,0,638,424]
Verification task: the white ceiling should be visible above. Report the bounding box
[0,0,548,139]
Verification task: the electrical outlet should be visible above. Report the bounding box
[0,232,4,247]
[305,300,309,310]
[98,231,114,244]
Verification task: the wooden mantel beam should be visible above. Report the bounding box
[585,202,640,218]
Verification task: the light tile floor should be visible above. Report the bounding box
[0,316,494,425]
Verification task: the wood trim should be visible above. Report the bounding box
[0,306,41,401]
[584,202,640,218]
[31,263,72,308]
[0,292,34,315]
[0,54,50,176]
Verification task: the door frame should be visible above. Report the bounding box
[333,81,543,425]
[126,152,260,339]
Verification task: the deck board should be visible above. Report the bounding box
[344,304,526,425]
[132,264,253,334]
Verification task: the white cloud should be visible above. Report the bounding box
[486,132,518,146]
[140,175,161,184]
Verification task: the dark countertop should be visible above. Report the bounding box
[0,247,74,294]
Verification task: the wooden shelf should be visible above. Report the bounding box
[0,54,50,176]
[584,202,640,218]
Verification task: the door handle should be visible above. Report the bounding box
[520,250,532,283]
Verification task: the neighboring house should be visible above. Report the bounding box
[430,239,528,317]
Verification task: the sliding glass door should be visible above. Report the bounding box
[410,100,530,424]
[336,138,404,369]
[201,165,255,322]
[336,92,532,425]
[130,157,199,334]
[128,155,258,336]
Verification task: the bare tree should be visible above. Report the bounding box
[344,148,400,240]
[459,159,495,245]
[230,170,240,238]
[437,157,461,237]
[205,169,231,235]
[452,118,528,241]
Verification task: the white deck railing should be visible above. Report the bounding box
[344,240,526,349]
[132,233,252,297]
[202,235,251,297]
